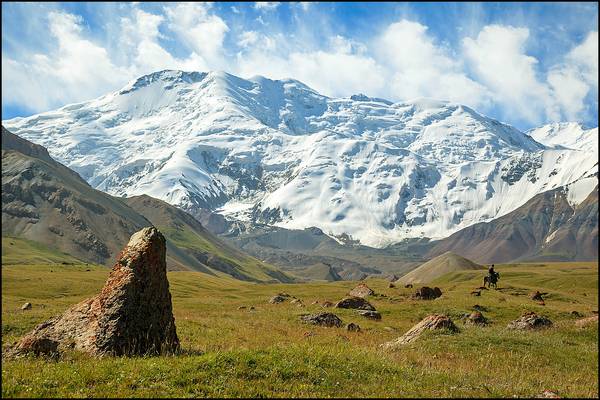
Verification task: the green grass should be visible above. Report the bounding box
[1,237,83,266]
[2,249,598,397]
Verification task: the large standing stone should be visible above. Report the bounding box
[382,314,459,349]
[335,296,376,311]
[9,227,179,357]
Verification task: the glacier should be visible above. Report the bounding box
[3,70,598,247]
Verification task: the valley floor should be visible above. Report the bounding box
[2,261,598,398]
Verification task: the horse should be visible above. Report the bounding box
[484,272,499,289]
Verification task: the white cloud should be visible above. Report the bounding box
[164,3,229,69]
[567,31,598,88]
[2,11,128,111]
[463,25,555,124]
[254,2,281,11]
[375,20,491,108]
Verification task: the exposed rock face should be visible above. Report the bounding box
[348,283,375,298]
[413,286,442,300]
[9,227,179,357]
[301,312,343,327]
[507,312,553,330]
[335,296,376,311]
[382,314,459,349]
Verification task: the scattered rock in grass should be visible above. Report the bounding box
[238,306,247,310]
[478,286,488,290]
[382,314,459,349]
[21,302,32,311]
[311,300,319,305]
[303,331,315,337]
[348,283,375,298]
[387,274,399,282]
[321,301,334,308]
[464,311,488,326]
[471,290,481,296]
[384,326,397,332]
[9,227,179,358]
[249,306,255,311]
[335,296,376,311]
[473,305,488,312]
[570,311,583,317]
[507,311,552,330]
[412,286,442,300]
[269,295,288,304]
[358,310,381,320]
[291,299,304,307]
[530,291,544,301]
[346,323,361,332]
[388,282,396,288]
[575,315,598,328]
[301,312,343,327]
[404,284,413,288]
[538,389,560,398]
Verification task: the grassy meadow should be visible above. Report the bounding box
[1,240,598,398]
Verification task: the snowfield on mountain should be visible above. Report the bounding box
[3,70,598,247]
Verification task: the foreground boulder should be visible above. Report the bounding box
[9,227,179,357]
[301,312,343,327]
[464,311,488,326]
[348,283,375,298]
[413,286,442,300]
[335,296,376,311]
[382,314,459,349]
[507,312,552,330]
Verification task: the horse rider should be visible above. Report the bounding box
[488,264,498,281]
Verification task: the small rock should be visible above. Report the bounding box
[348,283,375,298]
[358,310,381,320]
[404,284,413,288]
[464,311,488,326]
[249,306,255,310]
[303,331,315,337]
[413,286,442,300]
[387,274,399,282]
[346,323,361,332]
[507,312,552,330]
[301,312,343,327]
[473,305,488,312]
[388,282,396,288]
[21,303,32,311]
[269,295,288,304]
[291,299,304,307]
[471,290,481,296]
[530,291,544,301]
[575,315,598,328]
[335,296,376,311]
[311,300,319,305]
[478,286,488,290]
[238,306,247,310]
[383,326,397,332]
[538,389,560,398]
[570,311,582,317]
[321,301,334,308]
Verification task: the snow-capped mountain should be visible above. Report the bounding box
[3,70,598,247]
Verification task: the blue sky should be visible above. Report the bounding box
[2,2,598,130]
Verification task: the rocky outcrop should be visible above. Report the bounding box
[8,227,179,357]
[507,312,552,330]
[335,297,376,311]
[382,314,459,349]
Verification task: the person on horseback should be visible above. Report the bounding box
[484,264,499,288]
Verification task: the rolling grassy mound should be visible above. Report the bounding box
[397,252,485,285]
